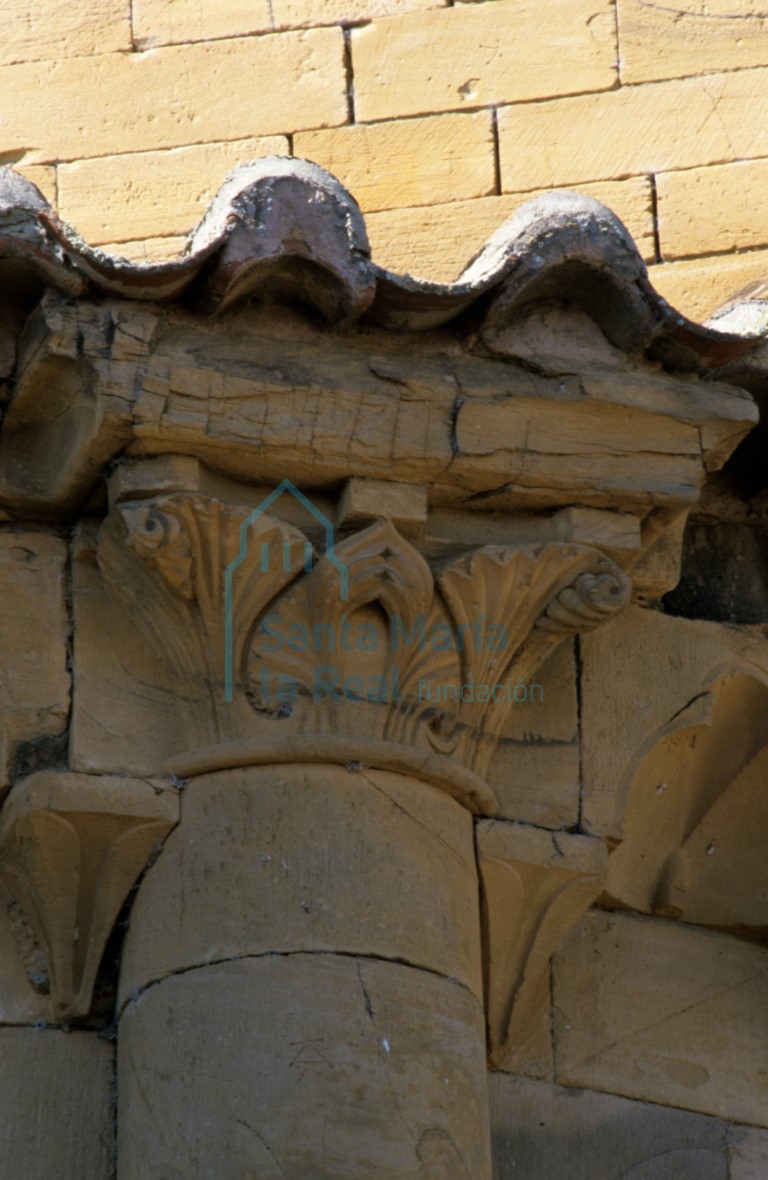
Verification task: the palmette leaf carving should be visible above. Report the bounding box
[0,774,179,1020]
[477,822,607,1071]
[107,491,630,788]
[438,544,631,772]
[104,495,309,739]
[247,519,438,733]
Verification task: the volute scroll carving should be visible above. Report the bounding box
[98,489,632,805]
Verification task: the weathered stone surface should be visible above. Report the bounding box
[0,1028,112,1180]
[0,29,346,164]
[15,164,56,201]
[351,1,616,122]
[119,764,482,1005]
[336,476,428,537]
[70,523,194,776]
[490,1074,729,1180]
[553,911,768,1126]
[650,248,768,322]
[99,236,188,262]
[58,136,289,243]
[604,675,768,929]
[674,746,768,933]
[70,487,618,791]
[498,69,768,192]
[294,111,494,212]
[664,519,768,625]
[478,821,606,1074]
[133,0,273,47]
[134,0,439,46]
[365,177,655,280]
[276,0,442,27]
[486,740,579,829]
[0,0,130,66]
[579,605,768,838]
[499,641,577,746]
[657,159,768,261]
[119,955,492,1179]
[0,771,179,1020]
[729,1125,768,1180]
[14,297,743,520]
[619,0,768,85]
[0,305,152,518]
[0,531,69,793]
[70,469,629,805]
[0,876,53,1024]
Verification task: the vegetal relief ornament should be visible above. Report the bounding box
[104,495,631,785]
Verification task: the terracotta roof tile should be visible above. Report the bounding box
[1,156,766,370]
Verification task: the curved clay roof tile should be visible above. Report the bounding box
[1,157,766,368]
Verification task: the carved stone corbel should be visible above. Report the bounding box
[477,820,607,1073]
[0,773,179,1020]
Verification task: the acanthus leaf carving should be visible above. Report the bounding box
[104,489,631,803]
[100,495,310,741]
[247,518,442,734]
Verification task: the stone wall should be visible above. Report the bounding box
[4,0,768,319]
[1,11,768,1176]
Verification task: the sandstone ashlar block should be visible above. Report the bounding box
[604,671,768,929]
[486,740,579,828]
[490,1074,730,1180]
[483,639,580,824]
[99,236,188,262]
[553,911,768,1126]
[579,605,768,839]
[276,0,442,22]
[70,523,194,776]
[501,642,577,744]
[14,165,56,204]
[134,0,441,46]
[498,68,768,193]
[729,1126,768,1180]
[0,0,130,66]
[133,0,273,48]
[0,1028,112,1180]
[119,955,491,1180]
[649,248,768,323]
[618,0,768,85]
[351,0,617,122]
[336,476,428,537]
[294,110,495,213]
[0,531,69,793]
[657,160,768,261]
[0,28,346,165]
[365,177,655,281]
[57,136,290,244]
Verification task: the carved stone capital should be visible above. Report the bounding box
[0,773,178,1020]
[97,489,631,811]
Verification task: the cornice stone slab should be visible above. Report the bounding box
[0,295,755,548]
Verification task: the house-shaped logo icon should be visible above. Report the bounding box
[223,479,349,701]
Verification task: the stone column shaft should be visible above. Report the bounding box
[118,763,492,1179]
